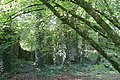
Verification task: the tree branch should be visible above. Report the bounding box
[103,0,119,24]
[95,9,120,30]
[0,3,44,24]
[11,8,44,19]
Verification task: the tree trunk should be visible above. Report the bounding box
[64,26,70,65]
[2,46,12,72]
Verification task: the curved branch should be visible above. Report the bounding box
[1,0,14,5]
[11,8,44,19]
[0,3,44,24]
[10,4,43,17]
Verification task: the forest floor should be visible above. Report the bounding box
[8,73,120,80]
[0,61,120,80]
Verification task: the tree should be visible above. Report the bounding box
[40,0,120,72]
[0,0,119,73]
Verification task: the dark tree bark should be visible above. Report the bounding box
[74,32,79,63]
[95,10,120,30]
[11,41,35,61]
[2,46,12,72]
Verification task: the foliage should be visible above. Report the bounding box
[0,0,120,78]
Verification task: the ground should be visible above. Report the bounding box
[6,73,120,80]
[0,61,120,80]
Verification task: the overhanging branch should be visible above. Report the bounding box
[70,0,120,47]
[95,9,120,30]
[54,2,111,41]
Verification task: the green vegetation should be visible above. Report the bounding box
[0,0,120,80]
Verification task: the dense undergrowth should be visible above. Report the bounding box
[0,60,119,80]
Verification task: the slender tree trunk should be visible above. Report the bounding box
[75,32,79,63]
[80,37,86,65]
[35,30,44,67]
[64,26,70,65]
[2,46,12,72]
